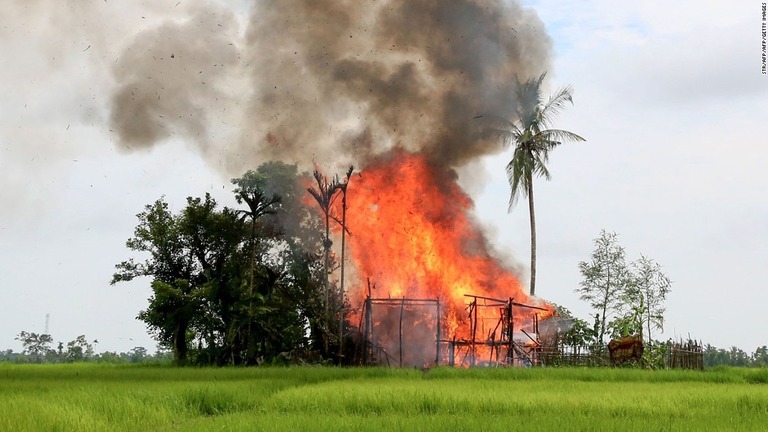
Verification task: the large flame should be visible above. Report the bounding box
[324,150,552,364]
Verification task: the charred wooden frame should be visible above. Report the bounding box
[357,291,546,368]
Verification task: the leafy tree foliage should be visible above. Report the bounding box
[4,334,171,364]
[576,230,631,346]
[111,162,330,365]
[65,335,95,362]
[703,344,768,367]
[15,331,53,363]
[576,230,673,367]
[626,256,671,346]
[545,304,597,350]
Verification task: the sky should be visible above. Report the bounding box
[1,0,766,354]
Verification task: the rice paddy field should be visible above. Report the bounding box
[1,364,767,431]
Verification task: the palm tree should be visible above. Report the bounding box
[497,72,585,297]
[231,172,281,363]
[307,170,343,355]
[336,165,353,364]
[232,171,282,296]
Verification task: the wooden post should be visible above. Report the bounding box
[506,298,514,364]
[488,333,495,365]
[435,298,441,366]
[469,298,477,366]
[338,166,352,365]
[363,296,371,365]
[399,298,405,367]
[533,313,539,366]
[449,338,455,366]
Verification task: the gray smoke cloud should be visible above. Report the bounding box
[109,4,243,159]
[109,0,551,172]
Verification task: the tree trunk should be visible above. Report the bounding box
[527,174,537,297]
[338,188,347,364]
[600,302,607,347]
[600,268,610,346]
[250,219,256,295]
[645,296,651,348]
[324,209,330,355]
[173,320,189,366]
[247,218,256,363]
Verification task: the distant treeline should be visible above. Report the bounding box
[703,344,768,368]
[5,330,766,368]
[3,331,170,364]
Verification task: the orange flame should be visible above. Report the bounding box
[336,150,551,334]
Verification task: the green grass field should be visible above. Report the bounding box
[1,364,767,431]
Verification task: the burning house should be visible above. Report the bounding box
[331,151,553,367]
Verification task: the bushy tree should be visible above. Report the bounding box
[15,331,53,363]
[576,230,631,346]
[112,162,328,366]
[576,230,673,364]
[65,335,95,362]
[626,256,671,347]
[753,346,768,366]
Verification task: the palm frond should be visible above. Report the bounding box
[478,114,522,146]
[539,128,586,144]
[533,153,552,180]
[501,71,583,214]
[539,85,575,127]
[506,148,534,210]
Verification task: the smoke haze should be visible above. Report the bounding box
[107,0,551,172]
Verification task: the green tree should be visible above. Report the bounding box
[730,346,750,367]
[235,162,327,358]
[606,313,642,340]
[576,230,631,346]
[112,194,244,365]
[179,194,248,365]
[497,72,584,297]
[307,169,343,355]
[231,170,281,296]
[229,163,328,364]
[626,255,672,347]
[336,166,353,364]
[65,335,95,362]
[114,162,329,366]
[15,331,53,363]
[752,346,768,366]
[231,169,281,364]
[112,198,195,364]
[549,304,597,350]
[137,279,201,365]
[127,346,149,363]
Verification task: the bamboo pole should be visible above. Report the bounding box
[506,298,513,364]
[399,298,404,367]
[363,296,371,365]
[471,299,478,367]
[435,298,441,366]
[338,166,352,365]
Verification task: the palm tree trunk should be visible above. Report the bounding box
[247,218,256,362]
[527,174,537,297]
[324,209,330,355]
[338,188,347,364]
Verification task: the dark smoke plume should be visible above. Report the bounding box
[109,0,551,172]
